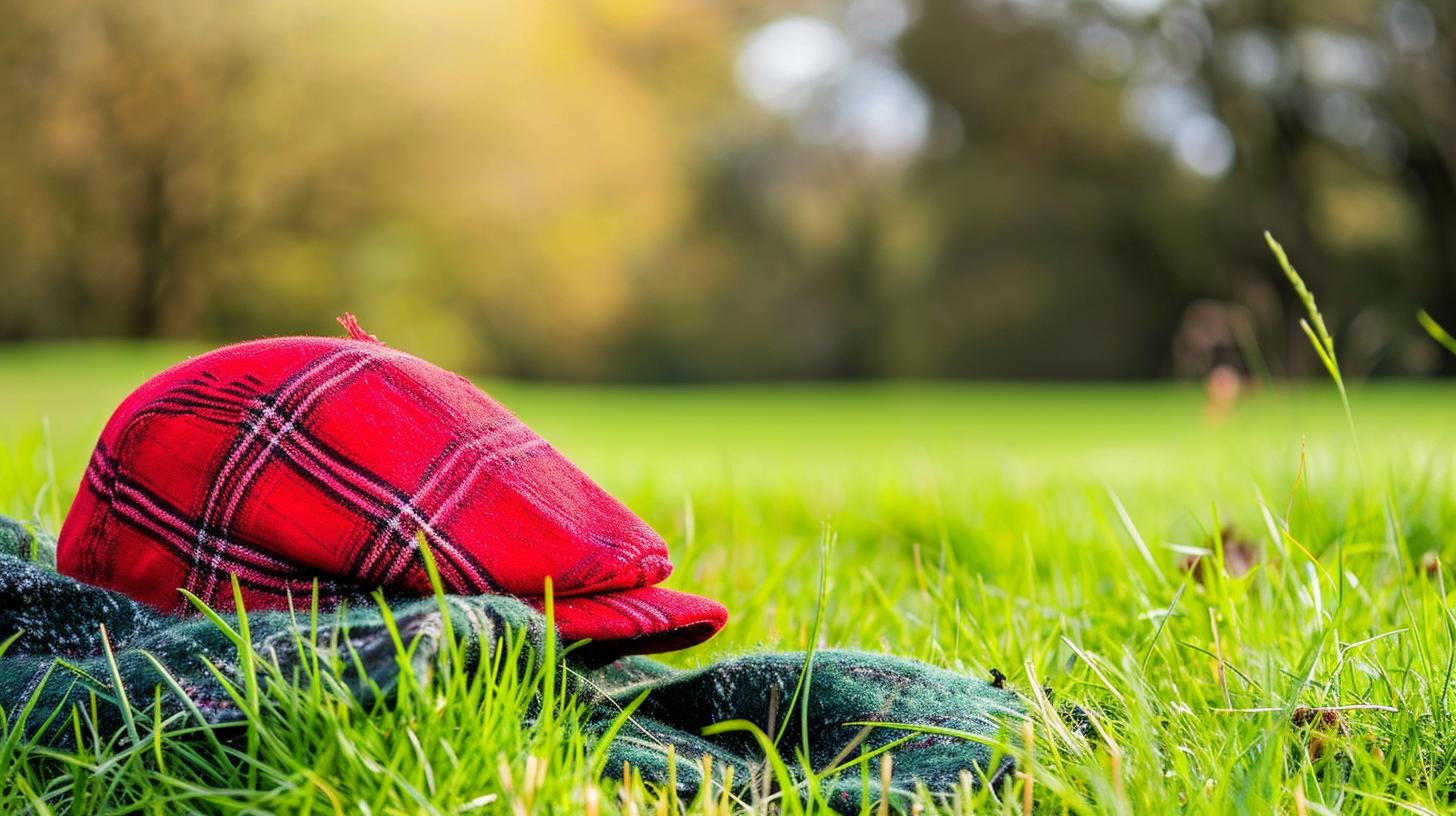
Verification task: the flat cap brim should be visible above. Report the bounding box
[529,586,728,657]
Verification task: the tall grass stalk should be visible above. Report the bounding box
[1264,232,1360,463]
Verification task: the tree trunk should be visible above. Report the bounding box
[127,161,170,338]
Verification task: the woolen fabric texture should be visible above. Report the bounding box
[55,320,725,656]
[1,521,1025,813]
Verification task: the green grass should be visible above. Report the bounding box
[4,342,1456,812]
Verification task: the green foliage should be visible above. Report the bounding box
[2,1,1454,380]
[4,346,1456,811]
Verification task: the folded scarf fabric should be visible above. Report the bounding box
[0,519,1024,812]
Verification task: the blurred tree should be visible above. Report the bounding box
[896,0,1456,375]
[682,0,1456,378]
[0,0,733,377]
[0,0,1451,381]
[1157,0,1456,373]
[0,0,261,338]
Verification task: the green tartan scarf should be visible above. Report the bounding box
[0,516,1026,812]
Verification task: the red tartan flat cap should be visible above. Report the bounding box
[57,317,726,655]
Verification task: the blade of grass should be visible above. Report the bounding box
[1265,231,1359,462]
[1417,310,1456,357]
[774,526,833,757]
[97,625,139,746]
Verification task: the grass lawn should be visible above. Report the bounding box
[3,342,1456,813]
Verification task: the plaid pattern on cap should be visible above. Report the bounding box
[57,325,726,654]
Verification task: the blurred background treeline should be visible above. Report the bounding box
[0,0,1452,381]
